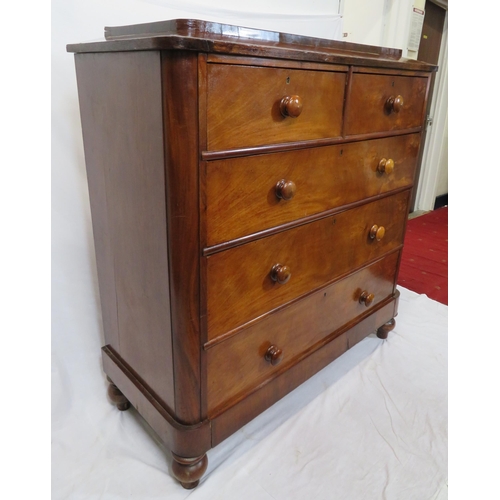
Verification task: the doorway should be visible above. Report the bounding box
[411,0,448,212]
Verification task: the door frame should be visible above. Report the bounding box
[414,11,448,211]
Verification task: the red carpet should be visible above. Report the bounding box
[398,207,448,305]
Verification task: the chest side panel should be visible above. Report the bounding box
[75,51,175,411]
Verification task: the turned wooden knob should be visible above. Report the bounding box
[377,158,395,174]
[270,263,291,284]
[265,345,283,365]
[385,95,404,113]
[369,224,385,241]
[359,291,375,307]
[275,179,297,200]
[280,95,303,118]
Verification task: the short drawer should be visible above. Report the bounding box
[206,251,400,416]
[206,63,346,151]
[205,133,420,246]
[345,73,428,136]
[205,189,409,340]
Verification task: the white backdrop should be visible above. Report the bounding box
[50,1,448,498]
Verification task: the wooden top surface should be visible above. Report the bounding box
[67,19,437,71]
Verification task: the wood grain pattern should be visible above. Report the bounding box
[75,51,175,411]
[201,128,423,161]
[68,20,438,74]
[206,64,346,151]
[162,51,202,425]
[345,73,428,135]
[211,295,399,445]
[206,190,410,340]
[207,53,349,72]
[205,133,420,246]
[207,251,399,415]
[102,19,401,61]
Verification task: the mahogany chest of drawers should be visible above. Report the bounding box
[67,19,436,488]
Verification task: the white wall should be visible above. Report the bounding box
[435,113,448,197]
[340,0,425,58]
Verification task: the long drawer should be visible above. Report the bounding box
[206,190,409,340]
[206,63,346,151]
[205,133,420,246]
[206,251,400,416]
[345,73,427,136]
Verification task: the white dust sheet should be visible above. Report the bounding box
[52,286,447,499]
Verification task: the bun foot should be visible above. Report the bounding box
[106,378,131,411]
[376,318,396,339]
[171,452,208,489]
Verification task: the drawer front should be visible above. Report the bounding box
[207,251,400,416]
[345,73,428,136]
[206,64,346,151]
[206,190,409,340]
[205,134,420,246]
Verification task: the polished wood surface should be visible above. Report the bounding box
[275,179,297,201]
[270,263,292,285]
[378,157,395,174]
[206,190,409,340]
[370,224,386,241]
[102,346,211,458]
[206,63,346,150]
[376,318,397,339]
[69,19,435,488]
[345,73,428,135]
[162,51,202,425]
[171,453,208,490]
[101,19,402,61]
[279,95,303,118]
[204,134,419,246]
[385,94,404,113]
[359,291,376,307]
[206,252,399,415]
[211,295,399,445]
[265,345,284,366]
[68,19,439,73]
[75,51,176,411]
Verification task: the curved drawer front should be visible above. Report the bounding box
[206,63,346,151]
[206,190,409,340]
[205,133,420,246]
[345,73,427,136]
[206,251,400,416]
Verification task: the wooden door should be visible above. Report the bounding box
[410,0,447,212]
[418,1,447,65]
